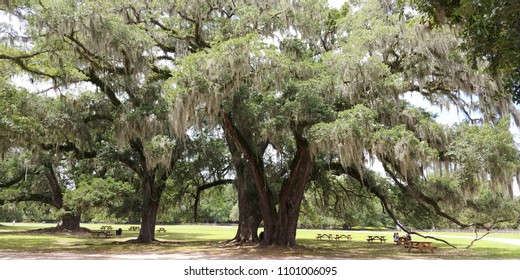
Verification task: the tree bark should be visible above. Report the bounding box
[137,198,160,242]
[224,124,263,243]
[222,113,314,247]
[45,162,84,231]
[136,175,162,242]
[127,138,169,243]
[231,159,262,243]
[58,213,81,231]
[266,135,314,247]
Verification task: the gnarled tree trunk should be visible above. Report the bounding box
[225,126,263,243]
[231,161,262,243]
[58,213,82,231]
[45,162,85,231]
[262,138,314,247]
[223,113,314,247]
[136,174,164,243]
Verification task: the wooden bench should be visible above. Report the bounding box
[100,226,113,230]
[367,235,386,243]
[156,227,167,233]
[91,231,113,238]
[128,226,140,231]
[404,241,437,253]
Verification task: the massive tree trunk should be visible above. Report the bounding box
[58,213,81,231]
[137,198,160,242]
[261,135,314,247]
[128,139,169,243]
[136,174,164,243]
[45,162,84,231]
[225,129,263,243]
[223,113,314,247]
[231,159,262,243]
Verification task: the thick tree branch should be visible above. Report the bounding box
[83,114,114,123]
[82,68,122,107]
[43,162,63,208]
[113,150,141,176]
[40,141,97,160]
[0,172,26,189]
[0,193,55,206]
[0,53,62,79]
[343,165,459,248]
[380,159,500,231]
[63,34,126,76]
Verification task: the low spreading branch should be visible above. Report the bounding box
[193,179,234,222]
[343,165,459,248]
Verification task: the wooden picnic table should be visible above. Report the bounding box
[100,226,113,230]
[316,233,352,241]
[128,226,140,231]
[91,230,113,238]
[404,241,437,253]
[366,235,387,243]
[156,227,167,233]
[395,236,409,245]
[335,234,352,241]
[316,233,333,240]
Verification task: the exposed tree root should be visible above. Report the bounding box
[28,226,93,234]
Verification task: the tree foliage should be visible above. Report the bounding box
[405,0,520,103]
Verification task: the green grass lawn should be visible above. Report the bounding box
[1,223,519,259]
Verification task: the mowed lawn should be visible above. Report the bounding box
[1,223,519,259]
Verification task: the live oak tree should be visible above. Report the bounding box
[2,0,519,248]
[309,0,520,236]
[170,0,343,246]
[0,75,138,229]
[0,0,280,242]
[0,79,85,230]
[0,0,186,242]
[171,0,519,247]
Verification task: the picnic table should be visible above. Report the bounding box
[128,226,140,231]
[156,227,167,233]
[366,235,387,243]
[100,226,112,230]
[316,233,352,241]
[335,234,352,241]
[316,233,333,240]
[404,241,437,253]
[395,236,408,245]
[91,231,113,238]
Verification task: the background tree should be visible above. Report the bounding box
[158,129,234,223]
[0,79,94,230]
[0,0,189,242]
[404,0,520,103]
[310,0,519,235]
